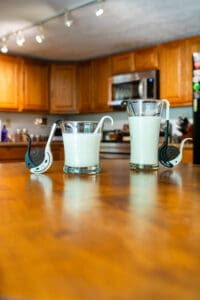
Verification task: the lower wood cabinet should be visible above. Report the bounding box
[50,64,78,114]
[0,143,64,163]
[182,148,193,163]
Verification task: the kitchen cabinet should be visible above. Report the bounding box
[111,52,135,75]
[50,64,77,114]
[182,147,193,163]
[134,46,158,71]
[0,142,64,163]
[90,56,113,112]
[22,59,49,112]
[77,61,93,113]
[0,54,23,111]
[158,39,191,106]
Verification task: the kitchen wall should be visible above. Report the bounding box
[0,106,193,140]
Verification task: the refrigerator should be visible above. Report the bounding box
[192,52,200,164]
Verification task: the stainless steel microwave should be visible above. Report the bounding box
[108,69,159,106]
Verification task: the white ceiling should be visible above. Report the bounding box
[0,0,199,61]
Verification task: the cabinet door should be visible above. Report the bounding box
[23,59,49,111]
[158,40,190,106]
[135,46,158,71]
[185,35,200,104]
[50,64,77,114]
[182,148,193,163]
[91,57,113,112]
[0,54,22,111]
[77,61,93,113]
[111,52,135,75]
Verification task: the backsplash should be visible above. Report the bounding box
[0,106,193,141]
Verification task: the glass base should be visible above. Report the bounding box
[130,162,159,170]
[63,165,100,174]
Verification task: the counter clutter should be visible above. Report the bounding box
[0,159,200,300]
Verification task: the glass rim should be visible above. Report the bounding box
[128,99,161,103]
[60,120,98,124]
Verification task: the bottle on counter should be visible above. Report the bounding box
[22,128,28,142]
[1,124,8,142]
[14,129,22,142]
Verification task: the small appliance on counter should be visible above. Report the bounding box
[102,123,130,143]
[176,117,193,142]
[102,130,122,142]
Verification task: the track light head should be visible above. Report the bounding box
[35,25,45,43]
[64,11,73,27]
[16,31,25,46]
[1,37,8,53]
[96,0,104,16]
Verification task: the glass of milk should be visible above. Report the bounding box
[127,99,164,170]
[60,121,102,174]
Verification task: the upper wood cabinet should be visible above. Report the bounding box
[77,61,93,114]
[22,59,49,112]
[158,39,191,106]
[111,52,135,75]
[0,54,23,111]
[90,56,113,113]
[50,64,77,114]
[134,46,158,71]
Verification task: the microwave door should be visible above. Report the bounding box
[138,78,147,98]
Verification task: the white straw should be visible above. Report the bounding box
[94,116,114,133]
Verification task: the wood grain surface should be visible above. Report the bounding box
[0,160,200,300]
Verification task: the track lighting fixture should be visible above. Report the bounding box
[0,0,106,54]
[35,25,45,44]
[16,31,25,46]
[95,0,104,16]
[64,11,73,28]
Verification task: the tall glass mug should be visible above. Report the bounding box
[60,121,101,174]
[127,99,164,170]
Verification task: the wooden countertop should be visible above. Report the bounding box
[0,160,200,300]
